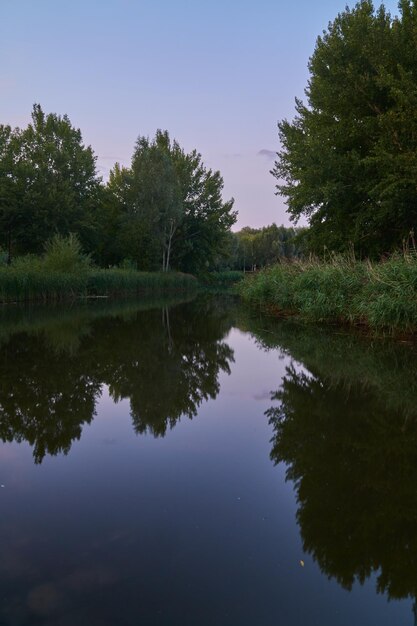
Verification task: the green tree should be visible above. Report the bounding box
[0,104,101,259]
[273,1,417,256]
[225,224,303,271]
[171,153,236,273]
[0,124,25,263]
[103,130,236,272]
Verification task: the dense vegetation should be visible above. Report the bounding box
[0,105,236,275]
[240,1,417,332]
[239,252,417,332]
[220,223,304,271]
[273,0,417,257]
[0,234,197,303]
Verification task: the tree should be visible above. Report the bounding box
[0,104,101,259]
[103,130,236,272]
[273,1,417,256]
[171,153,236,273]
[0,124,20,263]
[221,224,303,271]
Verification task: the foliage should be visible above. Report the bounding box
[0,104,101,259]
[99,130,236,273]
[0,106,235,275]
[239,252,417,332]
[225,223,304,271]
[273,0,417,256]
[43,233,92,274]
[0,260,197,304]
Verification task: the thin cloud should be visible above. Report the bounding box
[257,149,276,160]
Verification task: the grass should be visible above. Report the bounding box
[238,253,417,333]
[0,262,197,303]
[0,235,197,303]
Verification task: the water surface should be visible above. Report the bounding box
[0,295,416,625]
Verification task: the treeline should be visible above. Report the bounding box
[217,223,304,272]
[0,105,236,274]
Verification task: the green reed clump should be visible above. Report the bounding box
[238,253,417,333]
[86,269,197,296]
[0,253,197,303]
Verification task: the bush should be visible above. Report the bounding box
[43,234,92,274]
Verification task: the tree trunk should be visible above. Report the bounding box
[164,219,176,272]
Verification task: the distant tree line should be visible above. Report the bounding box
[0,105,236,273]
[216,223,304,272]
[274,0,417,257]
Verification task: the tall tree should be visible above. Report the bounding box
[171,149,236,273]
[103,130,236,272]
[0,104,101,258]
[273,1,417,256]
[0,124,21,262]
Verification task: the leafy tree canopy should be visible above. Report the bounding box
[100,130,236,272]
[273,0,417,256]
[0,104,101,259]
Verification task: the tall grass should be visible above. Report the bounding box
[0,266,197,303]
[238,253,417,333]
[0,234,197,303]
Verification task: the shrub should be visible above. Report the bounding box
[43,234,92,274]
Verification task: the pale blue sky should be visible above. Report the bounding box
[1,0,399,228]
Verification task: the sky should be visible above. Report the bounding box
[0,0,400,229]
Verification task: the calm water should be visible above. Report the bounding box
[0,295,417,625]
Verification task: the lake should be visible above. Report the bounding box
[0,294,416,625]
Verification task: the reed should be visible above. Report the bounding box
[0,263,197,304]
[238,253,417,333]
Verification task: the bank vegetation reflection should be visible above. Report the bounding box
[0,297,234,463]
[256,321,417,615]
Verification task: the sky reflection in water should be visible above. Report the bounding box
[0,296,416,625]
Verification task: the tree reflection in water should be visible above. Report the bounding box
[0,296,234,462]
[257,321,417,614]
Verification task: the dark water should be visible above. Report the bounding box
[1,295,417,625]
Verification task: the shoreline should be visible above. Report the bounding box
[238,255,417,336]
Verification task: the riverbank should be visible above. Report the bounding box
[197,271,244,291]
[0,265,197,303]
[238,254,417,334]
